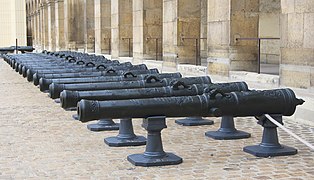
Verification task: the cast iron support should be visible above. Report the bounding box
[205,116,251,140]
[243,114,297,157]
[127,116,183,167]
[104,118,146,147]
[175,116,214,126]
[87,119,119,131]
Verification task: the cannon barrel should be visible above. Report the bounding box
[40,72,182,92]
[60,81,248,109]
[22,62,129,79]
[78,88,304,122]
[49,76,212,99]
[33,68,158,86]
[25,61,135,80]
[26,61,131,76]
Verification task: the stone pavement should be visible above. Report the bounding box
[0,59,313,179]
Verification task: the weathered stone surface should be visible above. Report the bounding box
[84,0,95,53]
[207,59,230,76]
[295,0,314,13]
[47,1,56,51]
[55,0,65,51]
[287,13,304,48]
[303,13,314,49]
[95,0,111,54]
[281,65,311,88]
[26,0,314,89]
[281,0,295,14]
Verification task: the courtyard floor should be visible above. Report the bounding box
[0,58,313,179]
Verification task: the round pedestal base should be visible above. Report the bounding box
[127,153,183,167]
[104,136,146,147]
[205,130,251,140]
[243,145,297,157]
[175,117,214,126]
[87,123,119,131]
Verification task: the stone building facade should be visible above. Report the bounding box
[0,0,27,47]
[25,0,314,89]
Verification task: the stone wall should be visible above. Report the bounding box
[119,0,133,57]
[143,0,163,60]
[26,0,314,89]
[280,0,314,88]
[55,0,65,51]
[94,0,111,54]
[207,0,232,76]
[133,0,163,64]
[162,0,178,67]
[259,0,281,64]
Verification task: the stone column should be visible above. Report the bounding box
[207,0,259,76]
[133,0,163,64]
[132,0,144,63]
[47,0,56,51]
[280,0,314,88]
[162,0,177,67]
[111,0,133,58]
[94,0,111,54]
[200,0,207,65]
[32,12,37,46]
[163,0,201,67]
[75,0,85,50]
[64,0,85,50]
[41,2,49,50]
[55,0,65,50]
[259,0,280,64]
[84,0,95,53]
[27,14,32,46]
[40,3,45,49]
[36,9,41,48]
[111,0,119,58]
[64,0,71,50]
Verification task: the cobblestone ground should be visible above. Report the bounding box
[0,59,313,179]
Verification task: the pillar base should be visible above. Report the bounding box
[87,119,119,131]
[104,118,146,147]
[175,117,214,126]
[243,114,297,157]
[205,116,251,140]
[243,145,297,157]
[104,136,146,147]
[205,130,251,140]
[127,153,182,167]
[127,116,182,167]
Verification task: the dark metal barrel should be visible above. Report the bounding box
[49,76,212,99]
[60,82,248,109]
[78,88,304,122]
[40,72,182,92]
[26,61,135,78]
[33,68,158,86]
[25,61,133,80]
